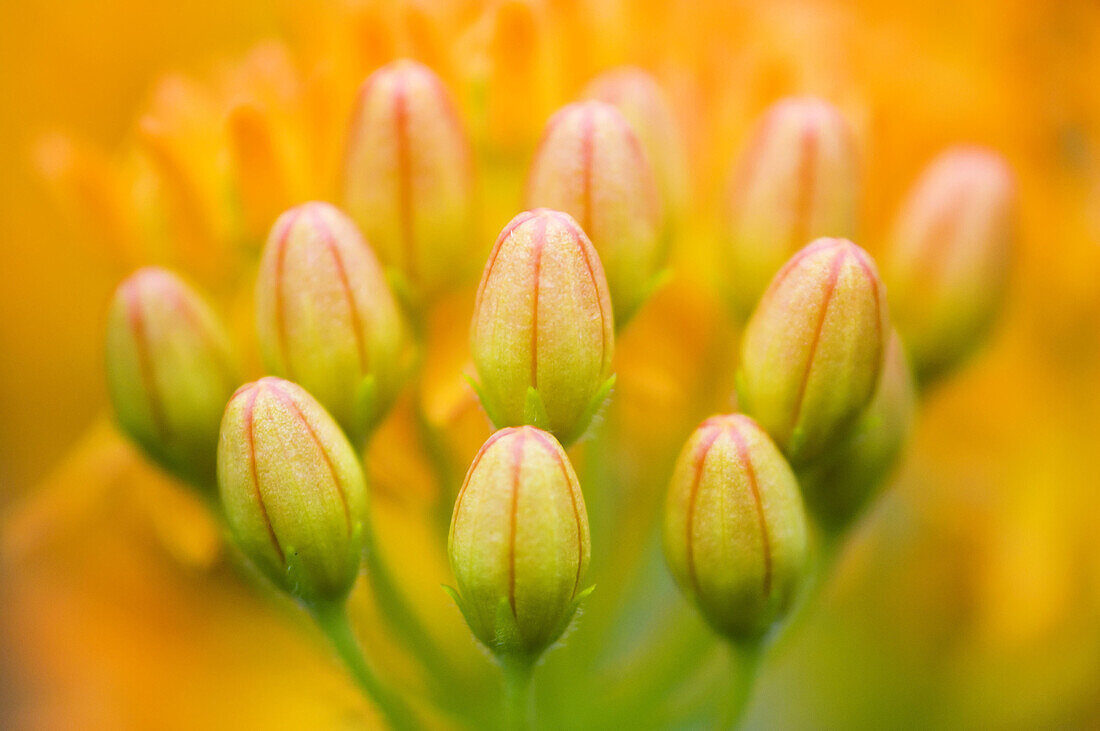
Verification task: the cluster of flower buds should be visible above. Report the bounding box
[722,98,858,317]
[526,101,665,325]
[217,378,369,608]
[884,147,1016,384]
[447,426,591,664]
[105,267,240,492]
[94,42,1020,724]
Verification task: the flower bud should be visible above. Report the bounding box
[738,238,888,466]
[341,59,475,299]
[471,209,615,445]
[722,97,857,317]
[798,330,916,531]
[525,101,664,324]
[217,377,369,607]
[105,267,239,491]
[885,146,1016,384]
[256,201,408,445]
[582,67,688,221]
[663,414,807,640]
[447,426,591,661]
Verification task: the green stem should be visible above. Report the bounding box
[312,601,418,731]
[720,639,764,730]
[500,656,535,731]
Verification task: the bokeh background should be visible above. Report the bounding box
[3,1,1100,728]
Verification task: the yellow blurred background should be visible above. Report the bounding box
[3,1,1100,728]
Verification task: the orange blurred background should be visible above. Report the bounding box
[3,1,1100,728]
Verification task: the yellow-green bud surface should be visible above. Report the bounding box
[256,201,408,445]
[526,100,665,324]
[799,330,916,530]
[448,426,591,662]
[217,377,369,608]
[663,414,808,641]
[738,237,888,467]
[105,267,239,491]
[471,209,615,445]
[341,59,475,300]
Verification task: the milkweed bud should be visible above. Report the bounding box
[105,267,239,491]
[217,377,369,607]
[722,97,857,317]
[885,147,1016,384]
[526,101,664,324]
[470,209,615,445]
[256,202,408,445]
[341,59,475,300]
[582,67,688,221]
[447,426,591,662]
[799,330,916,531]
[738,238,888,467]
[663,414,808,640]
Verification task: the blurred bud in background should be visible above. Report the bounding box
[217,377,369,609]
[526,101,664,325]
[342,59,475,301]
[798,329,916,532]
[663,414,807,641]
[885,146,1016,386]
[255,201,409,446]
[582,67,689,224]
[721,97,857,318]
[105,267,239,493]
[447,426,591,662]
[470,209,615,445]
[738,238,888,467]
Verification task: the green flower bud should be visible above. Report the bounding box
[470,209,615,445]
[885,146,1016,384]
[582,67,689,222]
[105,267,239,491]
[341,59,476,300]
[447,426,591,662]
[738,238,888,466]
[525,101,665,324]
[663,414,808,640]
[798,330,916,531]
[256,201,408,445]
[722,97,857,317]
[217,377,369,607]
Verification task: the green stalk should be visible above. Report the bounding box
[312,601,419,731]
[720,639,764,730]
[500,656,536,731]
